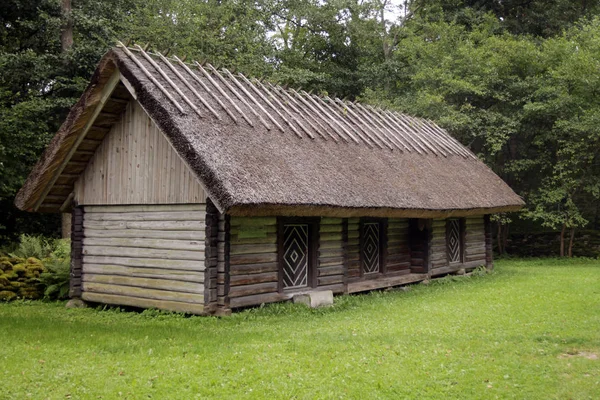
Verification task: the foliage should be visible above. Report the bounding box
[1,235,70,300]
[0,259,599,398]
[39,257,70,300]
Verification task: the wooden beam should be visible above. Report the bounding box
[34,70,122,211]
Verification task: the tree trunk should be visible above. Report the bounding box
[568,227,575,258]
[61,0,73,52]
[560,223,566,257]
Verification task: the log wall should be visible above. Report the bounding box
[430,218,447,271]
[80,204,206,314]
[386,218,411,274]
[484,215,493,269]
[74,101,206,205]
[228,216,279,308]
[464,216,486,266]
[346,218,360,279]
[317,218,345,293]
[69,206,84,297]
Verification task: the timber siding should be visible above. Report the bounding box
[80,204,206,314]
[74,101,206,205]
[317,218,345,293]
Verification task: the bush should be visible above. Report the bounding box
[40,258,71,300]
[1,235,71,301]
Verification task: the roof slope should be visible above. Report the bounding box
[16,44,524,217]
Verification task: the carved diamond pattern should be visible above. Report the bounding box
[362,222,380,274]
[448,219,461,262]
[283,224,309,289]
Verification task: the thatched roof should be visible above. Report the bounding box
[15,44,524,217]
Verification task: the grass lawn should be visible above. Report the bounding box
[1,258,599,399]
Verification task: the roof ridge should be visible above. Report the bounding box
[115,41,476,159]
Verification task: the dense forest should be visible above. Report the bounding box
[1,0,599,255]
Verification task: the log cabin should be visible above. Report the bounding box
[15,44,524,315]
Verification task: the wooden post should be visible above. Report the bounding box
[204,199,220,315]
[69,206,83,298]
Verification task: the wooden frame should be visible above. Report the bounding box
[277,217,319,292]
[359,217,388,278]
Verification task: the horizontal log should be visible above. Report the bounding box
[386,254,411,263]
[319,224,342,233]
[82,264,204,282]
[229,252,277,265]
[320,232,343,241]
[230,225,277,235]
[83,255,204,271]
[83,237,204,251]
[319,241,343,250]
[465,255,486,263]
[228,282,279,298]
[85,211,205,222]
[84,220,204,231]
[319,248,344,258]
[229,272,278,287]
[347,231,359,239]
[318,275,343,286]
[320,217,343,225]
[319,257,344,267]
[230,243,277,255]
[84,228,205,241]
[314,283,345,294]
[229,262,278,275]
[348,273,427,293]
[386,262,411,271]
[82,282,204,304]
[82,274,204,294]
[348,218,360,224]
[84,204,206,213]
[83,245,204,261]
[82,292,205,314]
[230,233,276,245]
[229,292,283,308]
[318,265,344,276]
[230,217,276,227]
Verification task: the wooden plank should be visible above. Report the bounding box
[83,274,204,294]
[348,273,428,293]
[230,225,277,235]
[320,232,343,241]
[230,233,277,245]
[85,204,206,213]
[83,237,204,251]
[229,262,278,275]
[229,252,277,265]
[82,282,204,303]
[229,217,276,227]
[318,275,343,286]
[320,217,343,224]
[319,248,344,258]
[84,211,205,221]
[319,224,342,233]
[84,220,203,231]
[82,264,204,282]
[229,243,277,255]
[229,272,278,286]
[83,245,204,261]
[83,228,205,241]
[82,292,205,314]
[83,255,204,271]
[228,282,279,298]
[318,265,344,276]
[229,292,282,308]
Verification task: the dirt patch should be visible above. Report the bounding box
[559,351,598,360]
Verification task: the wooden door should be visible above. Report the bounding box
[362,221,381,275]
[282,224,310,289]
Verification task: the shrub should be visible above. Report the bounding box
[9,235,54,260]
[40,258,71,300]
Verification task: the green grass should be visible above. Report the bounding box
[1,258,599,399]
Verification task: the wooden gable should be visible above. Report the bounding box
[74,101,206,205]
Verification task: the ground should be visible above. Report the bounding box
[1,258,599,399]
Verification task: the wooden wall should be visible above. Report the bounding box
[80,204,206,314]
[74,101,206,205]
[464,216,486,266]
[430,219,447,272]
[228,217,279,308]
[317,218,345,293]
[387,218,411,274]
[69,207,84,297]
[346,218,360,279]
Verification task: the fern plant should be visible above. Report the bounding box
[40,258,71,300]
